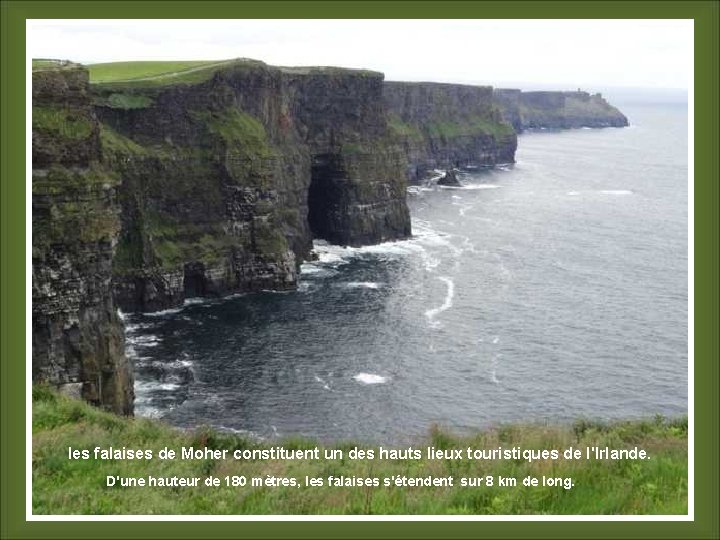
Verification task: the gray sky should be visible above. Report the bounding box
[28,19,693,90]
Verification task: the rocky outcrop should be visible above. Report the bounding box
[383,82,517,184]
[436,169,462,187]
[32,64,133,414]
[93,61,411,312]
[493,89,628,131]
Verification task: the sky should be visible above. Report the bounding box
[27,19,693,90]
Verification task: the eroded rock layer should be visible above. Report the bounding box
[94,62,411,312]
[32,64,133,414]
[383,81,518,183]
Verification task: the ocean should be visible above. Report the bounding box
[125,100,688,444]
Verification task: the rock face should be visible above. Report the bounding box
[32,64,133,414]
[436,169,462,187]
[94,61,411,312]
[493,89,629,131]
[383,82,517,184]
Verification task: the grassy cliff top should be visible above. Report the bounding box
[32,386,687,515]
[279,65,382,77]
[86,59,382,88]
[32,59,82,71]
[87,59,248,85]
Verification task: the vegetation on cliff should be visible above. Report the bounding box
[32,64,134,415]
[32,387,687,515]
[87,59,239,85]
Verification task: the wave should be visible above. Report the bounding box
[353,373,388,385]
[439,184,501,190]
[342,282,384,290]
[183,297,208,306]
[126,334,161,347]
[145,306,184,317]
[490,353,502,385]
[425,276,455,326]
[134,405,165,419]
[314,375,332,391]
[599,190,633,195]
[134,381,181,392]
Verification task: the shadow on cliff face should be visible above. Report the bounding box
[308,152,346,244]
[183,262,208,299]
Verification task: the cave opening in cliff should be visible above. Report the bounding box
[307,153,344,244]
[183,263,207,299]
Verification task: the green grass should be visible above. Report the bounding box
[104,93,154,110]
[99,124,150,156]
[32,105,94,140]
[32,59,76,71]
[88,60,226,83]
[32,387,687,515]
[386,113,424,141]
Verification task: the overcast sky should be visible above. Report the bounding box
[27,19,692,90]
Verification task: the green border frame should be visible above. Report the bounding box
[2,1,718,538]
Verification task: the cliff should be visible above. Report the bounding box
[493,89,628,131]
[92,60,411,312]
[32,62,133,414]
[384,82,517,183]
[32,58,525,413]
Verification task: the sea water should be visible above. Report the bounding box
[125,100,688,444]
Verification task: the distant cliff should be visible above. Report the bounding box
[493,89,628,131]
[384,82,517,183]
[32,63,133,414]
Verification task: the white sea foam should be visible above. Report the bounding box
[599,190,633,195]
[135,405,164,419]
[309,236,426,266]
[127,334,161,347]
[353,373,388,385]
[490,353,502,385]
[124,322,156,333]
[439,184,501,190]
[567,191,580,196]
[297,281,312,292]
[183,297,209,306]
[299,264,333,275]
[314,375,331,390]
[134,381,181,392]
[422,254,441,272]
[425,276,455,326]
[451,195,462,200]
[344,282,384,289]
[145,307,184,317]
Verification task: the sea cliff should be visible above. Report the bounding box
[32,62,133,414]
[384,82,517,183]
[493,89,629,131]
[94,61,411,312]
[32,58,629,413]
